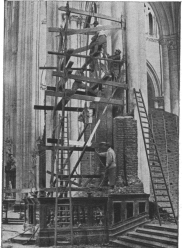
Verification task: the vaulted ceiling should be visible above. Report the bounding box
[150,2,180,37]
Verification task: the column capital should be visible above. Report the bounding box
[159,34,178,50]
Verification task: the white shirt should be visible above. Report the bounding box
[99,147,116,168]
[96,24,107,37]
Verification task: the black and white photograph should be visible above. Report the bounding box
[1,1,180,247]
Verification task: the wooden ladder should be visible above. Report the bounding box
[54,115,73,247]
[134,88,177,225]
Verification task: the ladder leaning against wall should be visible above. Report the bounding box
[134,88,177,226]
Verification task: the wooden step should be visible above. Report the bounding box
[144,223,178,233]
[45,90,123,106]
[127,231,178,246]
[117,236,177,248]
[58,6,121,23]
[136,227,178,239]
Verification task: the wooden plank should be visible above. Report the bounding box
[46,171,101,178]
[44,145,95,152]
[43,187,102,193]
[34,105,89,112]
[58,6,121,23]
[46,86,95,95]
[39,66,57,70]
[46,90,123,106]
[48,51,122,63]
[52,72,127,89]
[48,25,121,35]
[34,105,54,110]
[4,188,37,194]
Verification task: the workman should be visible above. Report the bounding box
[71,70,98,96]
[81,20,107,73]
[96,142,116,190]
[89,20,107,57]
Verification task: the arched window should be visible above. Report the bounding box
[147,74,155,109]
[149,13,153,35]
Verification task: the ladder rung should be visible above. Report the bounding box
[155,189,167,191]
[58,209,70,212]
[148,154,158,157]
[58,222,70,224]
[140,116,147,118]
[152,177,164,179]
[58,215,70,218]
[140,111,146,114]
[145,137,154,140]
[156,194,168,196]
[155,182,165,185]
[142,122,148,124]
[146,143,155,146]
[58,204,70,206]
[157,200,170,202]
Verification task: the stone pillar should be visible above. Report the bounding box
[125,2,139,113]
[69,2,81,175]
[137,4,150,194]
[125,2,149,193]
[111,1,124,54]
[159,38,171,112]
[167,36,179,116]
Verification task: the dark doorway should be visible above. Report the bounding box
[113,202,121,224]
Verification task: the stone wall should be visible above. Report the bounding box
[149,109,179,215]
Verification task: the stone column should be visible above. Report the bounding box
[111,1,124,54]
[125,2,139,113]
[167,36,179,116]
[125,2,149,194]
[159,37,171,112]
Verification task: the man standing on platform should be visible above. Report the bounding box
[96,142,116,190]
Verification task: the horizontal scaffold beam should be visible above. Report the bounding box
[48,51,122,63]
[46,170,101,178]
[4,188,37,194]
[43,187,102,193]
[58,6,121,23]
[52,72,127,89]
[45,145,95,152]
[34,105,91,112]
[48,25,121,35]
[45,90,123,106]
[3,186,103,194]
